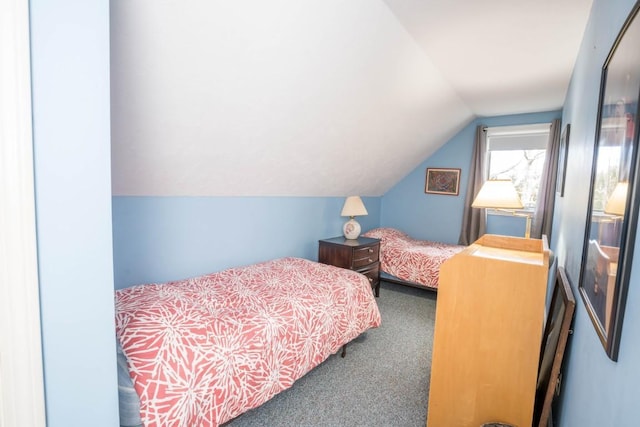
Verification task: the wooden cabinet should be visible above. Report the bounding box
[318,236,381,297]
[426,234,550,427]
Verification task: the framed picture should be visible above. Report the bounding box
[425,168,461,196]
[578,2,640,361]
[533,267,575,427]
[556,123,570,197]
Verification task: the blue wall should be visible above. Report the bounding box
[381,111,561,243]
[112,197,381,289]
[552,0,640,425]
[30,0,119,425]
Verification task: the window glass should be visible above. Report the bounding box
[592,145,622,211]
[487,124,550,210]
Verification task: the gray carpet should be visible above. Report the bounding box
[225,281,437,427]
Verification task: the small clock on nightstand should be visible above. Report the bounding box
[318,236,381,297]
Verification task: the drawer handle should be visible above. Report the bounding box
[368,258,373,262]
[368,277,373,282]
[368,248,373,253]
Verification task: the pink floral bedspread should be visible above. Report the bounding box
[115,257,381,427]
[362,228,465,290]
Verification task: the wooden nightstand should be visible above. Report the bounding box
[318,236,381,297]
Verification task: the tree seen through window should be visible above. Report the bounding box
[488,149,546,209]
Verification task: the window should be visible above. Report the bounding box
[486,123,550,210]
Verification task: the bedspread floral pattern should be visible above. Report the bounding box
[362,228,465,289]
[115,257,381,427]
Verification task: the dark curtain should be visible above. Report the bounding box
[458,125,487,245]
[531,119,562,240]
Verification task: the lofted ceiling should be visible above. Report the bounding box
[110,0,592,197]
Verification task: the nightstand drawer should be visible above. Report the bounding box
[357,262,380,287]
[352,244,379,268]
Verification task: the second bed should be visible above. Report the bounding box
[362,227,465,291]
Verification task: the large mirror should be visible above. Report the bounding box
[579,2,640,361]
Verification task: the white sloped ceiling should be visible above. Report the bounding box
[110,0,592,197]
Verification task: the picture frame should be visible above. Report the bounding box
[533,267,575,427]
[578,2,640,361]
[556,123,570,197]
[425,168,461,196]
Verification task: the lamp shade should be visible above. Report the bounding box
[604,181,628,216]
[341,196,368,217]
[472,179,524,209]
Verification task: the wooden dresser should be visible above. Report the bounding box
[318,236,381,297]
[426,234,549,427]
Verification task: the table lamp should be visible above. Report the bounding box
[472,179,531,238]
[604,181,628,217]
[341,196,368,239]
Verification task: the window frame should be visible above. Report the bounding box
[485,123,551,214]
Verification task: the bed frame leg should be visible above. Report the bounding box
[341,344,347,358]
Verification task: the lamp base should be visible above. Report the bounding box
[343,218,361,239]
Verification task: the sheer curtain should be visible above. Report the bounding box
[458,125,487,245]
[531,118,562,240]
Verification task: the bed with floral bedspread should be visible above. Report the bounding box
[362,227,465,291]
[115,257,381,427]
